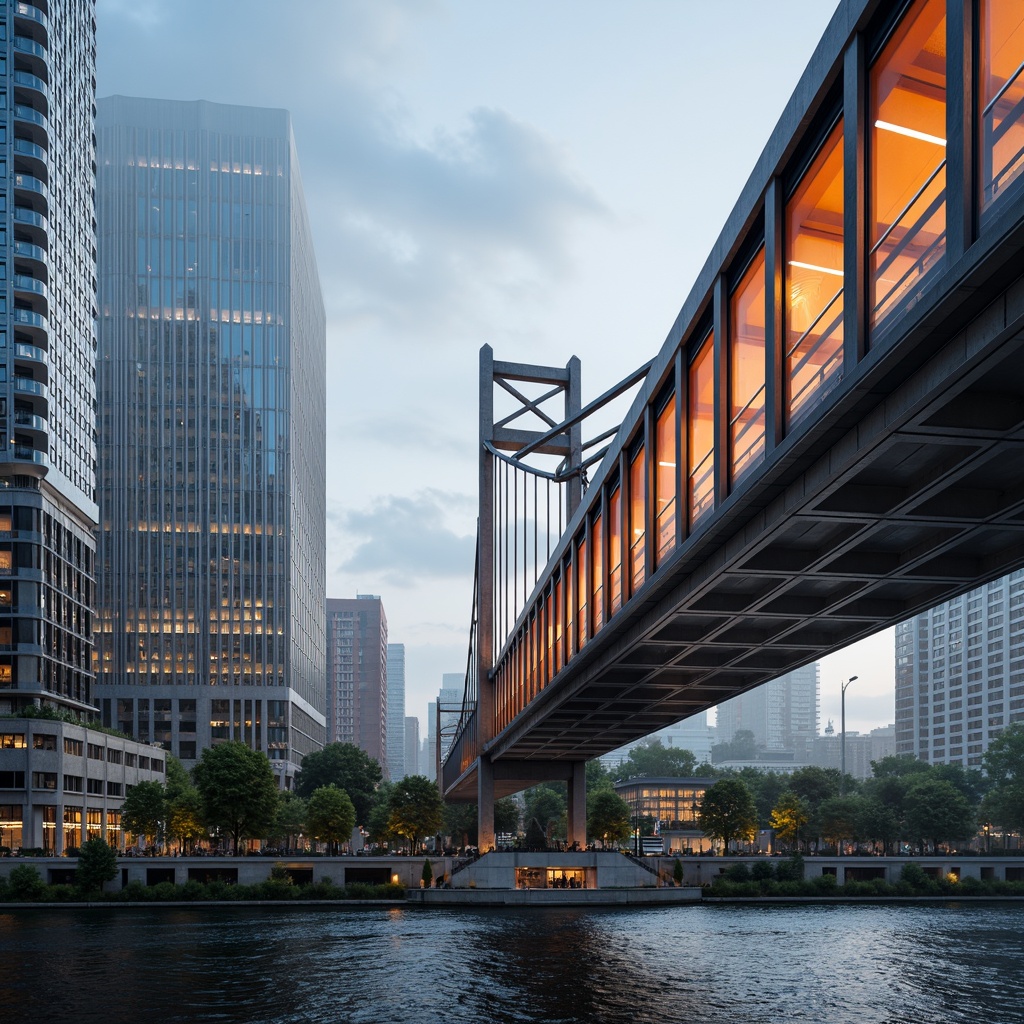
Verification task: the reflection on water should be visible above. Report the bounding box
[1,902,1023,1024]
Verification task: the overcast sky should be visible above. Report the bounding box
[95,0,895,739]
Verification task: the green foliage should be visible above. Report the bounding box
[750,860,774,882]
[386,775,444,852]
[775,853,804,882]
[724,862,750,882]
[306,785,356,854]
[442,801,477,846]
[587,789,632,845]
[673,858,684,885]
[295,743,382,823]
[616,738,697,779]
[817,796,862,849]
[76,838,118,893]
[903,776,975,851]
[120,780,167,846]
[270,792,308,849]
[586,758,612,792]
[710,729,758,764]
[524,817,547,850]
[192,742,279,854]
[7,864,45,901]
[495,797,520,838]
[770,790,810,849]
[698,778,757,851]
[421,858,433,885]
[524,784,566,837]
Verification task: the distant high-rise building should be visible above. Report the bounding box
[896,570,1024,766]
[403,715,420,780]
[93,97,327,786]
[437,673,464,764]
[714,663,820,758]
[425,700,437,781]
[326,596,387,767]
[386,644,405,781]
[601,711,715,770]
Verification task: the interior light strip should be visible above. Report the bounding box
[788,260,843,278]
[875,120,946,147]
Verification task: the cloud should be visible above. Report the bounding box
[334,490,476,586]
[96,0,607,339]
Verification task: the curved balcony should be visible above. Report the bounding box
[14,2,49,33]
[11,307,48,346]
[13,240,48,274]
[13,106,47,150]
[11,70,49,114]
[10,444,46,468]
[13,408,48,438]
[13,36,46,60]
[13,138,49,180]
[13,207,48,248]
[13,173,48,218]
[12,273,47,302]
[13,343,49,385]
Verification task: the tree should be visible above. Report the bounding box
[307,785,356,855]
[294,743,382,823]
[856,797,901,855]
[366,781,394,848]
[120,779,167,849]
[167,788,207,855]
[269,792,308,851]
[903,776,975,853]
[586,759,612,792]
[698,778,757,852]
[76,837,117,894]
[739,768,788,828]
[495,797,520,838]
[710,729,757,764]
[192,742,279,855]
[524,784,566,838]
[443,802,477,847]
[387,775,444,853]
[617,739,697,779]
[817,795,863,852]
[787,766,842,810]
[769,791,809,851]
[587,789,632,846]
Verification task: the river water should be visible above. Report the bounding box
[1,901,1022,1023]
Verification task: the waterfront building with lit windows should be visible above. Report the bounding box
[326,596,387,765]
[613,777,716,855]
[895,571,1024,767]
[93,98,327,786]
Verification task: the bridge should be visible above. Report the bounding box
[440,0,1024,849]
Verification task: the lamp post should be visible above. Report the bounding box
[840,675,858,793]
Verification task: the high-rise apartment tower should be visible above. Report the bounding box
[325,596,387,766]
[0,0,98,717]
[386,643,405,781]
[895,570,1024,766]
[94,98,327,785]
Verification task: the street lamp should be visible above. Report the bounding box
[840,675,858,792]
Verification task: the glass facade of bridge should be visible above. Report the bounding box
[489,0,1024,738]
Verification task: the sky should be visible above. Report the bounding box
[95,0,896,738]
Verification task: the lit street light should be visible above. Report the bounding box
[840,675,858,792]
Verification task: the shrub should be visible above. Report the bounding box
[775,853,805,882]
[258,878,296,901]
[751,860,775,882]
[898,862,937,894]
[810,872,838,894]
[724,862,750,882]
[302,880,344,900]
[151,881,179,901]
[7,864,46,901]
[43,883,79,903]
[270,864,293,884]
[957,875,983,895]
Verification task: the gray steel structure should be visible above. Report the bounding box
[94,98,327,782]
[0,0,99,718]
[446,0,1024,850]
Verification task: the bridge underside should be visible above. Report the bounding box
[445,263,1024,802]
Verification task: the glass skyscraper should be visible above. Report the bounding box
[94,98,326,784]
[0,0,98,717]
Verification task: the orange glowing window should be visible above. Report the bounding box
[869,0,946,337]
[591,513,604,635]
[553,575,564,674]
[980,0,1024,216]
[655,395,677,565]
[545,591,554,684]
[565,554,575,660]
[729,249,766,484]
[785,118,844,429]
[577,537,588,649]
[608,487,623,614]
[688,335,714,525]
[629,446,646,593]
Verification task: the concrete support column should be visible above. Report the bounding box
[567,761,586,848]
[478,755,495,852]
